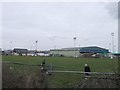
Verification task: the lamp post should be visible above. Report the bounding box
[36,41,38,51]
[54,45,56,49]
[10,42,12,50]
[111,32,114,54]
[10,42,12,55]
[109,43,111,53]
[73,37,76,57]
[114,45,116,53]
[35,41,38,56]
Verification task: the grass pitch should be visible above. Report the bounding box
[2,56,118,88]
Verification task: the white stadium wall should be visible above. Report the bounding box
[50,50,81,57]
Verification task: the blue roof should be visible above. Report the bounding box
[80,46,109,53]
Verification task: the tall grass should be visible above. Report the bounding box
[2,56,118,88]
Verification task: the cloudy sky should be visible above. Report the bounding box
[1,1,118,52]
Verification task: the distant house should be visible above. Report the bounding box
[2,50,12,56]
[27,50,36,56]
[27,50,50,56]
[37,51,50,56]
[13,48,28,56]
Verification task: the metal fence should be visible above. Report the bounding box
[2,62,119,88]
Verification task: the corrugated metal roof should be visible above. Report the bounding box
[50,46,109,53]
[13,48,28,53]
[50,47,81,51]
[80,46,109,53]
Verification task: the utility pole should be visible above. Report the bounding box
[36,41,38,51]
[110,32,114,59]
[109,43,111,53]
[35,41,38,56]
[111,32,114,54]
[73,37,76,57]
[10,42,12,55]
[10,42,12,50]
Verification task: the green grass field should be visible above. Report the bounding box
[2,56,118,88]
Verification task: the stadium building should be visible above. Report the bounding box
[50,47,80,57]
[80,46,109,58]
[2,50,12,56]
[13,48,28,56]
[50,46,109,58]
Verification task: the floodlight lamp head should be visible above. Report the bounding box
[73,37,76,40]
[111,32,114,36]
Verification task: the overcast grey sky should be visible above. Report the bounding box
[1,2,118,52]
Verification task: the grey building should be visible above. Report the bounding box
[50,46,109,58]
[50,47,81,57]
[80,46,109,54]
[13,48,28,56]
[79,46,109,58]
[2,50,12,56]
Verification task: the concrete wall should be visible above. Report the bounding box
[50,50,81,57]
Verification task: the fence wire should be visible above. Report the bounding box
[2,62,120,88]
